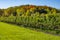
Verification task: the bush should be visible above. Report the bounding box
[0,13,60,35]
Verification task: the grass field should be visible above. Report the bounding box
[0,22,60,40]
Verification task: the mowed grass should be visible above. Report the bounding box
[0,22,60,40]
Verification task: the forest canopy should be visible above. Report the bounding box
[0,5,59,17]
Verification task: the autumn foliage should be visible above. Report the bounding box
[0,5,60,35]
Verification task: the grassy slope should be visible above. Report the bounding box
[0,22,60,40]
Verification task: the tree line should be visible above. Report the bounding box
[0,5,60,35]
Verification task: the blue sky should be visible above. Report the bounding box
[0,0,60,9]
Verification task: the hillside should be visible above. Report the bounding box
[0,5,60,35]
[0,22,60,40]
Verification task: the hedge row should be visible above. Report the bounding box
[0,13,60,35]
